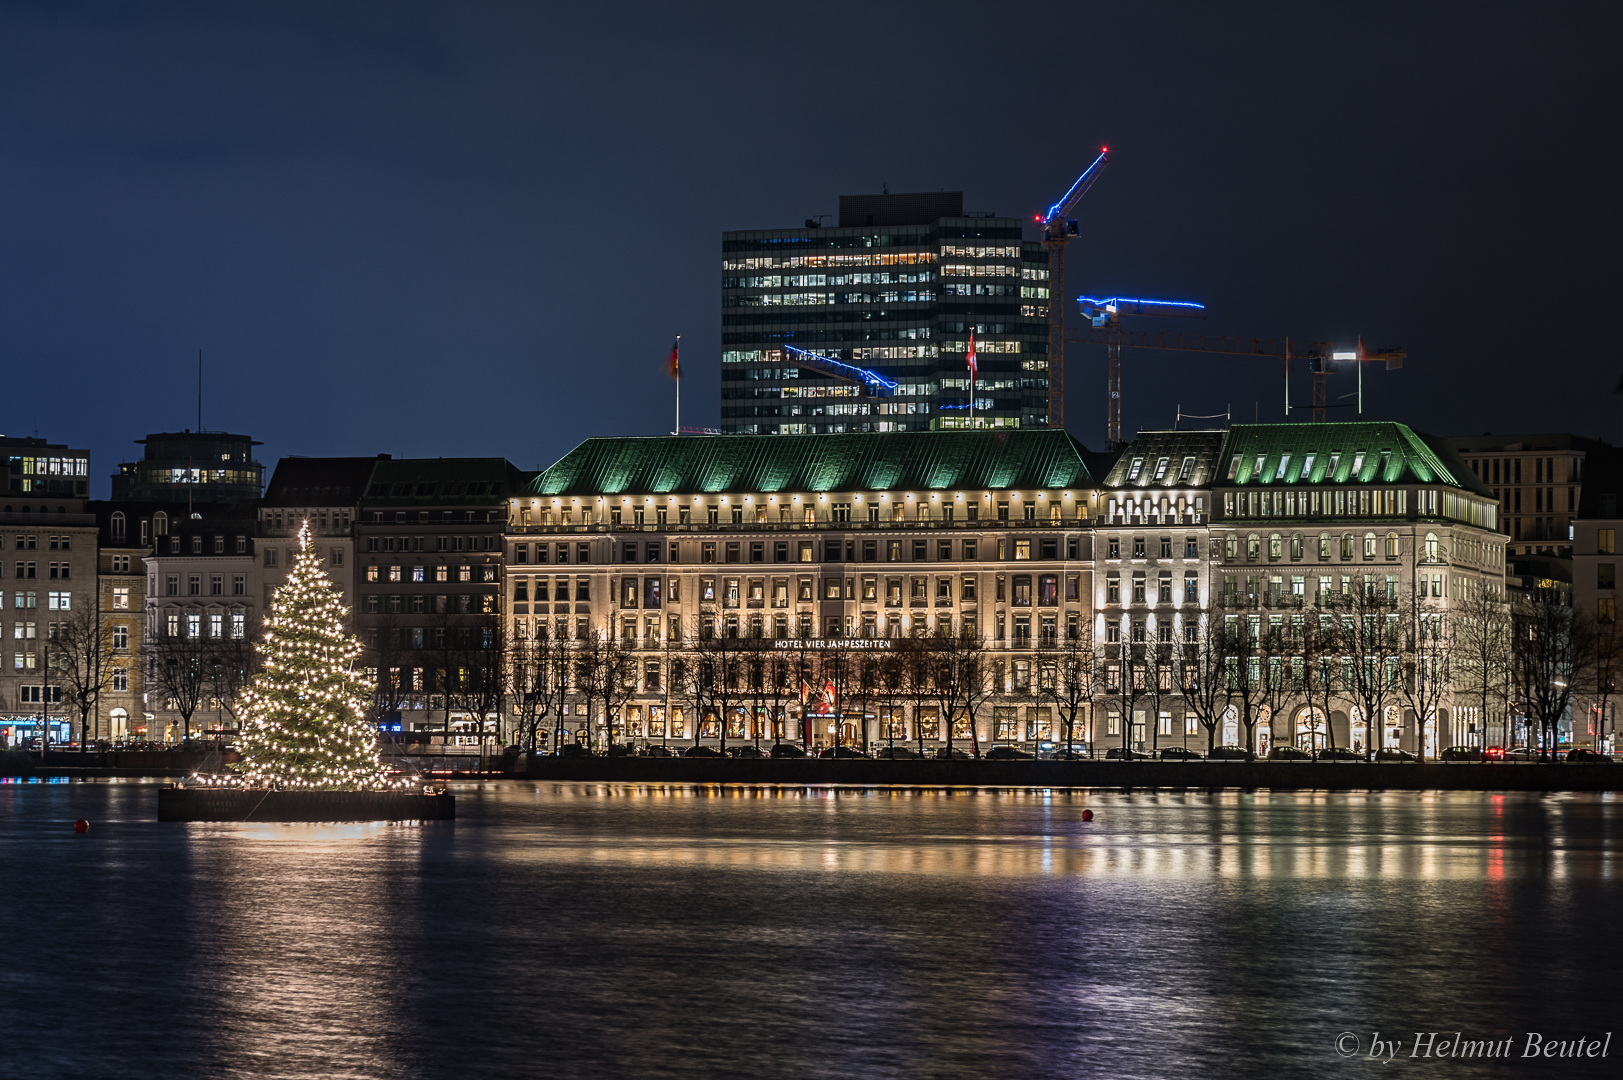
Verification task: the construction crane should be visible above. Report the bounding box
[782,345,898,397]
[1037,149,1110,432]
[1069,316,1407,431]
[1077,296,1207,449]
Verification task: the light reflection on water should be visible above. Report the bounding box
[1,781,1619,1080]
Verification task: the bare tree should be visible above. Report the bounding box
[1453,591,1514,748]
[52,602,112,752]
[1039,617,1098,754]
[817,634,857,750]
[902,632,937,757]
[510,623,573,751]
[208,618,261,732]
[1177,609,1231,754]
[1253,611,1296,756]
[928,626,992,759]
[1400,588,1451,761]
[449,611,507,760]
[674,615,735,751]
[1332,580,1402,756]
[1102,621,1156,755]
[1512,590,1599,759]
[1219,603,1268,757]
[1143,634,1180,753]
[1297,605,1343,752]
[147,622,212,743]
[366,613,415,728]
[597,634,639,752]
[1591,611,1623,751]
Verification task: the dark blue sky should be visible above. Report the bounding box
[2,1,1617,495]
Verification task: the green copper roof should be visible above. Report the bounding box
[527,431,1097,497]
[1213,423,1494,497]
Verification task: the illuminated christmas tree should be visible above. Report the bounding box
[234,522,395,790]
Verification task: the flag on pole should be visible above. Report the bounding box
[966,327,978,382]
[666,338,682,380]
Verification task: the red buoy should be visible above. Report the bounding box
[1081,809,1094,822]
[74,819,89,834]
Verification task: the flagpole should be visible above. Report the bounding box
[675,334,681,434]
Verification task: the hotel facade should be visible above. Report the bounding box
[500,423,1509,756]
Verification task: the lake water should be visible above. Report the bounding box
[2,780,1619,1079]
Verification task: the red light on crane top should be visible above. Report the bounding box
[1100,146,1109,152]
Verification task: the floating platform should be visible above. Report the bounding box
[158,786,455,822]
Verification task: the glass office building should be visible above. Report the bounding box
[720,191,1051,435]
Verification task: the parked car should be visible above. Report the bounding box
[645,744,676,757]
[682,745,723,758]
[1267,745,1313,761]
[1207,746,1252,761]
[555,743,592,758]
[1564,748,1615,764]
[1440,745,1484,762]
[1502,746,1540,762]
[873,746,922,760]
[769,743,808,758]
[818,746,869,759]
[605,743,633,757]
[985,746,1035,760]
[1105,747,1150,760]
[934,746,970,760]
[1483,746,1507,761]
[1316,746,1363,762]
[1158,746,1203,761]
[1374,748,1418,763]
[729,745,765,758]
[1051,748,1091,760]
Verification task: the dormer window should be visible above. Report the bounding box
[1278,453,1290,479]
[1127,457,1144,481]
[1254,455,1266,480]
[1327,453,1341,478]
[1153,457,1170,481]
[1227,456,1241,480]
[1178,457,1195,481]
[1351,452,1366,476]
[1379,451,1392,477]
[1302,453,1316,477]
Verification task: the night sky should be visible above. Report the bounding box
[2,2,1617,495]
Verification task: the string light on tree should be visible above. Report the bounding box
[234,520,402,790]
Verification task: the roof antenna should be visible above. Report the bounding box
[198,349,203,432]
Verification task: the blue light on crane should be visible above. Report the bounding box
[1076,296,1206,311]
[1043,151,1109,226]
[784,345,899,395]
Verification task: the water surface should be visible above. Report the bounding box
[2,781,1618,1079]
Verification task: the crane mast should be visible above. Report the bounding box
[1039,149,1109,433]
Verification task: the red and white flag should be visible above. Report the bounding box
[966,327,978,384]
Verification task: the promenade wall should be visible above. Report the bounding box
[516,757,1623,791]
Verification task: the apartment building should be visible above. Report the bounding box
[90,502,148,742]
[0,436,98,746]
[1198,423,1502,754]
[143,508,259,740]
[256,456,381,610]
[354,458,532,734]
